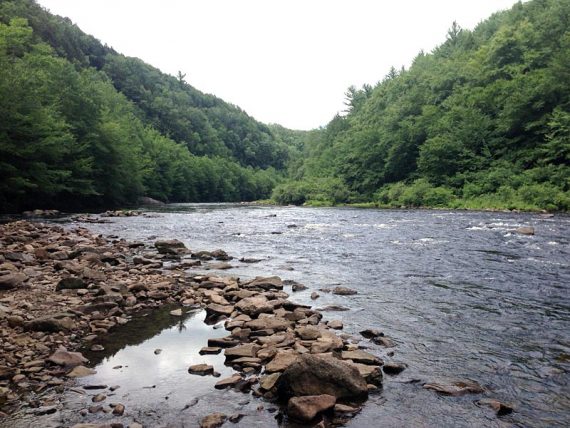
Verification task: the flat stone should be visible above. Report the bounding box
[91,393,106,402]
[214,374,242,389]
[476,398,514,415]
[244,317,291,331]
[341,350,382,365]
[56,277,85,291]
[200,413,227,428]
[224,343,261,359]
[235,296,273,316]
[288,394,336,422]
[515,226,535,235]
[327,320,343,330]
[206,303,234,316]
[260,373,281,390]
[360,328,383,339]
[48,348,88,367]
[265,351,299,373]
[199,347,222,355]
[67,366,96,378]
[423,379,484,396]
[188,364,214,376]
[170,308,183,316]
[247,276,283,291]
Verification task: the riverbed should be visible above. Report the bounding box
[13,204,570,427]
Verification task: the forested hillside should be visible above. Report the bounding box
[274,0,570,211]
[0,0,298,213]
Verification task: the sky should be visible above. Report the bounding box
[37,0,521,130]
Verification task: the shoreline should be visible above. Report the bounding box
[0,220,390,427]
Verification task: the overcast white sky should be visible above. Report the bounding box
[37,0,520,130]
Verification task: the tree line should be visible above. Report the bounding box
[273,0,570,211]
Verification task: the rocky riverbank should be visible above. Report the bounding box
[0,220,498,427]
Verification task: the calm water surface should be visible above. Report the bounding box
[13,204,570,427]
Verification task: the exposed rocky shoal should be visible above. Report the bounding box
[0,220,498,427]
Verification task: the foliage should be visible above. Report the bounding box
[0,3,294,212]
[284,0,570,211]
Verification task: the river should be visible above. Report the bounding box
[11,204,570,427]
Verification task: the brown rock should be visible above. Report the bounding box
[383,362,407,375]
[341,350,382,365]
[214,374,242,389]
[327,320,343,330]
[265,351,299,373]
[199,347,221,355]
[423,379,484,396]
[235,296,273,316]
[0,273,27,290]
[112,403,125,416]
[332,286,357,295]
[48,348,88,367]
[206,303,234,317]
[476,398,514,416]
[224,343,261,359]
[278,354,368,400]
[244,317,291,331]
[296,326,322,340]
[91,393,106,402]
[56,277,86,290]
[247,276,283,291]
[288,394,336,422]
[188,364,214,376]
[200,413,227,428]
[515,226,535,235]
[67,366,97,378]
[259,373,281,390]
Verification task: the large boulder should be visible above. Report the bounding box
[246,276,283,291]
[278,354,368,400]
[48,348,88,367]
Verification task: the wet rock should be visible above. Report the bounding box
[208,337,240,348]
[224,343,261,359]
[112,403,125,416]
[278,354,368,400]
[423,379,484,396]
[341,350,382,365]
[327,320,343,330]
[239,257,263,263]
[200,413,227,428]
[199,347,222,355]
[214,374,243,389]
[206,303,234,317]
[211,249,232,261]
[346,362,383,386]
[372,336,396,347]
[67,366,97,378]
[246,276,283,291]
[229,413,245,423]
[360,328,383,339]
[515,226,535,235]
[318,305,350,312]
[383,362,407,375]
[288,394,336,422]
[48,348,88,367]
[188,364,214,376]
[92,393,106,402]
[154,349,162,355]
[291,282,308,292]
[332,286,358,296]
[155,239,187,255]
[476,398,514,416]
[334,403,361,413]
[90,345,105,352]
[311,292,320,300]
[0,272,27,290]
[260,373,281,391]
[170,308,183,316]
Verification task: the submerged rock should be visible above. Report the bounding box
[515,226,535,235]
[332,286,358,295]
[188,364,214,376]
[423,379,484,396]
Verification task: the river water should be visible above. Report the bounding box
[12,204,570,427]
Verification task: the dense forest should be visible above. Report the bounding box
[273,0,570,211]
[0,0,300,213]
[1,0,569,213]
